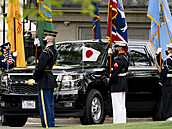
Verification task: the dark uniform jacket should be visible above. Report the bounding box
[110,53,129,92]
[160,55,172,86]
[33,45,58,90]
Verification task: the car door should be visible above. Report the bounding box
[126,44,161,115]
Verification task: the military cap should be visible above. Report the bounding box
[167,43,172,48]
[0,42,11,48]
[114,41,128,47]
[44,30,58,37]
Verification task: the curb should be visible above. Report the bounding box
[27,117,152,124]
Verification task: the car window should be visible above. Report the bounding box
[128,46,152,66]
[56,42,108,67]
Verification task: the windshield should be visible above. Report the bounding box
[56,42,108,67]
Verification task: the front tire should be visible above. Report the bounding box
[80,89,105,125]
[5,115,28,127]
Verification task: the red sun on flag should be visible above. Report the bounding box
[86,50,93,58]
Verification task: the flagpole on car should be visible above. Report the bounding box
[82,43,84,71]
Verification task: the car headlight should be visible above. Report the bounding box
[60,75,83,90]
[1,75,7,83]
[1,74,8,92]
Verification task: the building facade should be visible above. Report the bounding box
[1,0,172,43]
[49,0,151,42]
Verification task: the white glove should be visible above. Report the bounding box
[156,47,162,55]
[159,82,163,86]
[1,58,6,62]
[13,51,17,57]
[34,38,40,47]
[108,48,113,55]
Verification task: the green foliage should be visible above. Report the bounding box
[1,0,99,18]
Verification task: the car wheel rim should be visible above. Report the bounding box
[91,97,101,121]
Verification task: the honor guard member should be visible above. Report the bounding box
[108,41,129,124]
[159,44,172,121]
[33,30,58,128]
[0,42,17,70]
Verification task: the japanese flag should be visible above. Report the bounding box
[82,46,101,61]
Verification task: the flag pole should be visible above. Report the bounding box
[3,0,5,44]
[158,0,162,71]
[158,26,162,70]
[109,6,112,75]
[35,1,39,69]
[13,18,17,68]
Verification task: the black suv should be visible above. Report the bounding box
[0,39,162,127]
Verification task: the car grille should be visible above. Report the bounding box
[10,75,34,81]
[11,84,37,94]
[8,75,38,94]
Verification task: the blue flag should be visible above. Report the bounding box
[92,1,101,40]
[115,0,128,43]
[147,0,172,72]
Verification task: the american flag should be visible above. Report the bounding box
[3,51,12,64]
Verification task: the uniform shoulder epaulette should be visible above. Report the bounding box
[43,48,49,54]
[123,55,129,61]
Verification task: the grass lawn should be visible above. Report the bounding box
[53,121,172,129]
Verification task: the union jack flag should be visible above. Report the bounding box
[107,0,128,45]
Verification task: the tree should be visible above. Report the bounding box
[0,0,98,19]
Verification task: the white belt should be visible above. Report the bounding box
[167,74,172,77]
[118,73,127,77]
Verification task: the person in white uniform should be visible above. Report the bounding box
[108,41,129,124]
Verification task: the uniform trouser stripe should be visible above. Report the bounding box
[41,89,48,128]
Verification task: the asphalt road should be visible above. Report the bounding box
[0,117,152,129]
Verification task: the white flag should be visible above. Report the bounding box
[82,46,101,61]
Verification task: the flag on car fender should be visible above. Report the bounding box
[82,47,100,61]
[106,0,128,45]
[147,0,172,72]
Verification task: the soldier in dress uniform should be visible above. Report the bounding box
[0,42,17,70]
[33,30,58,128]
[159,44,172,121]
[108,41,129,124]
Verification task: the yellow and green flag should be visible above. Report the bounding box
[6,0,26,68]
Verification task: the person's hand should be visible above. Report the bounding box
[1,58,6,62]
[107,76,111,84]
[156,47,162,55]
[34,38,40,47]
[159,82,163,86]
[108,48,113,55]
[13,51,17,57]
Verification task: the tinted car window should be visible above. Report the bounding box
[56,42,108,66]
[128,46,152,66]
